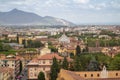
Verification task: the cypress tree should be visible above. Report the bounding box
[74,56,83,71]
[62,57,69,70]
[76,45,81,55]
[50,57,60,80]
[16,34,19,43]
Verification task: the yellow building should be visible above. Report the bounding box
[40,43,51,56]
[58,66,120,80]
[18,36,35,44]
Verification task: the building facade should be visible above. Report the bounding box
[0,67,14,80]
[58,67,120,80]
[27,53,72,80]
[0,55,21,79]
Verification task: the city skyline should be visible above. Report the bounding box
[0,0,120,24]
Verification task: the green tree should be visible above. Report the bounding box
[50,57,60,80]
[19,61,22,74]
[49,46,58,52]
[70,53,74,58]
[27,40,43,48]
[73,56,83,71]
[109,57,120,70]
[38,71,45,80]
[87,57,100,71]
[0,43,12,51]
[76,45,81,55]
[0,42,3,51]
[16,34,19,43]
[62,57,69,70]
[22,39,26,48]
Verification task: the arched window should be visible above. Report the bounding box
[116,73,118,76]
[91,74,93,77]
[97,74,100,77]
[84,74,87,77]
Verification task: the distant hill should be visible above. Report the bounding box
[0,9,75,26]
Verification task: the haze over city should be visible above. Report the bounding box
[0,0,120,24]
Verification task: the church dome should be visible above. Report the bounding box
[59,34,70,43]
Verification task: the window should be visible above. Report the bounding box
[49,60,52,64]
[91,74,93,77]
[43,67,45,70]
[30,73,33,77]
[43,60,45,64]
[12,64,14,66]
[84,74,87,77]
[116,73,118,76]
[61,78,65,80]
[34,73,37,77]
[97,74,99,77]
[39,61,41,64]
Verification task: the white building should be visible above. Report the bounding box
[59,34,70,44]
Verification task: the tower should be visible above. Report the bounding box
[100,66,108,78]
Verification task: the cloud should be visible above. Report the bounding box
[0,0,120,24]
[73,0,90,4]
[110,0,120,8]
[88,3,107,10]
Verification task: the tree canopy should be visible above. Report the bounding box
[50,57,60,80]
[38,71,45,80]
[76,45,81,55]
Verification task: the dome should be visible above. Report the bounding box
[59,34,70,43]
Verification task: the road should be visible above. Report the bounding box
[18,67,28,80]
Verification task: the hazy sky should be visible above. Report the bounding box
[0,0,120,24]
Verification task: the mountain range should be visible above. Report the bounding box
[0,9,75,26]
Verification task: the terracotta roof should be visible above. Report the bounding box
[88,47,102,52]
[61,69,85,80]
[27,53,73,66]
[37,53,73,62]
[38,53,63,60]
[91,78,120,80]
[27,59,39,65]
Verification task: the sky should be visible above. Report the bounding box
[0,0,120,24]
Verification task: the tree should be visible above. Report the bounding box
[27,40,43,48]
[22,39,26,48]
[62,57,69,70]
[49,46,58,52]
[19,60,22,74]
[16,34,19,43]
[76,45,81,55]
[38,71,45,80]
[50,57,60,80]
[73,56,83,71]
[87,57,100,71]
[109,56,120,70]
[70,53,74,58]
[0,43,12,51]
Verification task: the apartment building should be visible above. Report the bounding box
[0,55,21,79]
[0,67,14,80]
